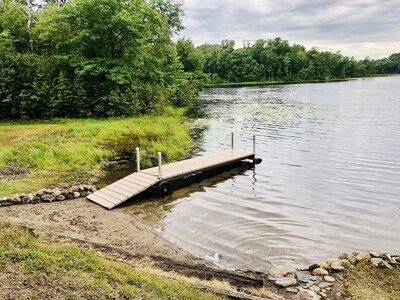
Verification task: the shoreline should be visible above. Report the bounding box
[1,197,399,299]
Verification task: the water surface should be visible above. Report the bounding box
[127,77,400,270]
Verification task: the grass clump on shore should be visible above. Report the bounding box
[0,107,191,197]
[0,222,224,300]
[347,262,400,300]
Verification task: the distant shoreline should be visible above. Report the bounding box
[204,75,398,88]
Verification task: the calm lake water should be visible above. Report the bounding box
[126,77,400,270]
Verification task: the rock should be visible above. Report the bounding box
[318,262,330,270]
[73,192,81,198]
[347,254,357,265]
[60,189,69,196]
[286,287,298,293]
[309,285,321,293]
[41,195,55,202]
[312,268,328,276]
[341,259,352,269]
[296,272,323,283]
[55,195,66,201]
[275,277,297,288]
[12,196,22,204]
[92,186,97,192]
[45,189,53,194]
[324,276,335,282]
[331,261,344,272]
[270,266,297,277]
[338,253,348,260]
[308,264,319,272]
[0,198,14,206]
[36,189,45,196]
[319,291,327,298]
[31,197,41,204]
[318,282,334,289]
[66,193,74,200]
[369,252,380,258]
[52,190,61,197]
[356,253,371,262]
[78,184,84,191]
[69,185,79,193]
[371,258,383,267]
[21,196,31,204]
[297,290,321,300]
[382,260,394,270]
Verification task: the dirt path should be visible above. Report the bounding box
[0,198,200,264]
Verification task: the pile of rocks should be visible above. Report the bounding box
[0,183,97,206]
[268,251,399,300]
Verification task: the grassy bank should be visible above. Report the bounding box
[347,262,400,299]
[0,222,223,299]
[0,107,191,197]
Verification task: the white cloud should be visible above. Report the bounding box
[179,0,400,59]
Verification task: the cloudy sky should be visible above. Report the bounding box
[178,0,400,59]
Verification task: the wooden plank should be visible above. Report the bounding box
[107,184,136,198]
[96,190,125,203]
[102,186,132,199]
[108,182,141,195]
[120,178,155,190]
[87,194,116,209]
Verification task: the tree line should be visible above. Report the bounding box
[0,0,202,120]
[1,0,399,120]
[178,38,400,84]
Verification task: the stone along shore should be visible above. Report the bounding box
[0,183,97,206]
[267,251,399,299]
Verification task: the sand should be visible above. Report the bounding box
[0,198,199,263]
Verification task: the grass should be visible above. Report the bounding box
[0,222,224,299]
[0,107,191,197]
[347,262,400,300]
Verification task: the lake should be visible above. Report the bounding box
[127,76,400,271]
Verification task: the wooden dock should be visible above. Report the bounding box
[87,134,261,209]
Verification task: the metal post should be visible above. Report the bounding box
[231,132,234,149]
[158,152,163,180]
[253,135,256,155]
[136,147,140,172]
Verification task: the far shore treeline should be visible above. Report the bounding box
[1,0,399,121]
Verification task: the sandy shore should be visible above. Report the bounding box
[0,198,200,263]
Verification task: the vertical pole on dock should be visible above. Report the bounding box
[253,135,256,155]
[136,147,140,172]
[158,152,163,180]
[231,132,234,149]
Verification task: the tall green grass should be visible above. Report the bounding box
[0,107,191,196]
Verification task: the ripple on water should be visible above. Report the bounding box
[126,77,400,270]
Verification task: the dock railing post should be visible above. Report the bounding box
[253,135,256,155]
[158,152,163,180]
[136,147,140,172]
[231,132,234,149]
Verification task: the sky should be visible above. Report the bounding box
[178,0,400,59]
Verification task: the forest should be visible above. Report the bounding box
[1,0,399,120]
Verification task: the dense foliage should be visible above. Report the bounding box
[197,38,400,83]
[0,0,198,120]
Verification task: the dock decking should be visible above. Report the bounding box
[87,148,255,209]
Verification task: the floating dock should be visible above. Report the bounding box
[87,134,260,209]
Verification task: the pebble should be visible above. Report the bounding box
[286,287,298,293]
[324,276,335,282]
[371,258,383,267]
[356,252,371,262]
[297,272,323,283]
[269,266,297,277]
[297,290,321,300]
[312,268,328,276]
[309,285,321,293]
[338,253,348,260]
[318,282,334,289]
[347,254,357,265]
[331,261,344,272]
[275,277,297,287]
